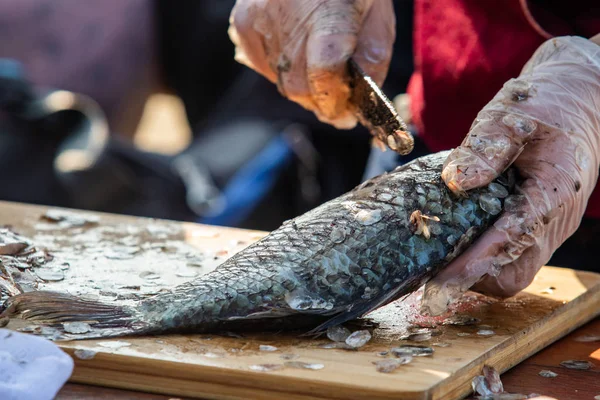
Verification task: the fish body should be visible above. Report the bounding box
[1,151,513,339]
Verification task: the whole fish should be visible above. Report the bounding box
[0,151,514,340]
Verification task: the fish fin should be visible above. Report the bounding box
[305,277,424,335]
[226,309,293,320]
[302,311,357,336]
[1,291,148,339]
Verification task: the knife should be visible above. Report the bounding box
[347,58,414,155]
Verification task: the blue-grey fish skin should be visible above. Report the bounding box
[1,151,513,338]
[133,150,512,334]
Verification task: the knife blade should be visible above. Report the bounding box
[347,58,414,155]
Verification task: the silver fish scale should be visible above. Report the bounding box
[139,151,512,333]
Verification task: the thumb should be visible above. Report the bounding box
[305,1,370,125]
[441,108,537,193]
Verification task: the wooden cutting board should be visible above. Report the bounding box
[1,201,599,400]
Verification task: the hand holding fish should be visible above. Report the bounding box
[422,35,600,315]
[228,0,395,129]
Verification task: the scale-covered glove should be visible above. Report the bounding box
[228,0,395,129]
[422,35,600,316]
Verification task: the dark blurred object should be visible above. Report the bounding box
[0,58,191,220]
[0,1,415,232]
[0,59,320,230]
[175,120,321,229]
[156,0,414,207]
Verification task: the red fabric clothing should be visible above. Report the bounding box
[407,0,600,218]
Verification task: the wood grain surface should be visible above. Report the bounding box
[57,316,600,400]
[0,201,598,400]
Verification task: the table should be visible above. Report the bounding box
[0,200,595,400]
[55,316,600,399]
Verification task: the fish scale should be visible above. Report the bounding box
[1,151,515,340]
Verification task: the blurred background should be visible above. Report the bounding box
[0,0,414,231]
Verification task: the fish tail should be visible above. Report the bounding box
[1,291,152,339]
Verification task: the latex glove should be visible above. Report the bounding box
[422,35,600,316]
[228,0,396,129]
[0,329,74,400]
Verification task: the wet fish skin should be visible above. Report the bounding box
[1,151,514,339]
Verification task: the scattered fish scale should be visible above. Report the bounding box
[559,360,594,370]
[176,269,198,278]
[284,361,324,370]
[408,331,432,342]
[249,364,284,372]
[483,365,503,393]
[471,365,535,400]
[42,210,100,228]
[39,326,62,340]
[487,183,509,199]
[97,341,131,349]
[62,322,91,334]
[0,257,31,270]
[391,345,433,357]
[18,326,40,333]
[319,342,356,350]
[0,229,31,256]
[574,334,600,342]
[34,269,65,282]
[540,287,555,295]
[327,325,351,342]
[443,315,480,326]
[345,330,372,348]
[538,370,557,378]
[472,394,528,400]
[329,227,347,244]
[259,345,278,352]
[73,349,97,360]
[478,194,502,216]
[373,356,412,373]
[139,271,160,280]
[202,352,224,358]
[472,375,493,397]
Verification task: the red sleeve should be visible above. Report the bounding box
[408,0,600,218]
[408,0,547,153]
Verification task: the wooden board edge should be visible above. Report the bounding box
[0,199,263,236]
[69,365,371,400]
[430,283,600,399]
[65,355,426,400]
[60,271,600,400]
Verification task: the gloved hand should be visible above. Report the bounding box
[422,35,600,316]
[228,0,396,129]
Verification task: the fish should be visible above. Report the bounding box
[0,151,515,340]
